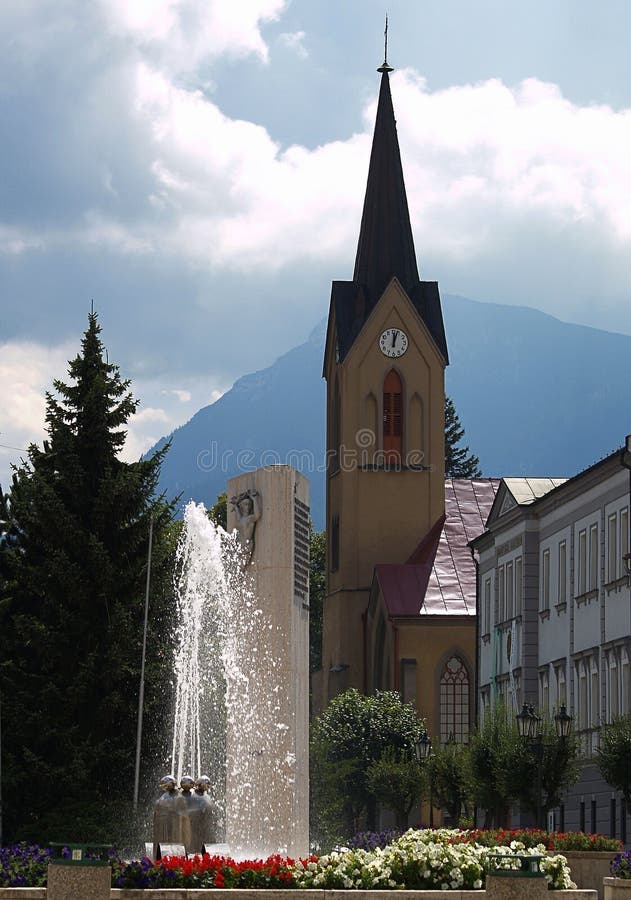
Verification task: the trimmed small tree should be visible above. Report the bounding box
[596,714,631,806]
[426,739,473,826]
[310,688,425,844]
[468,703,528,827]
[366,747,427,830]
[469,703,580,829]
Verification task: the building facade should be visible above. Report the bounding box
[473,439,631,834]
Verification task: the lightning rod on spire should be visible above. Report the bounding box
[378,14,393,73]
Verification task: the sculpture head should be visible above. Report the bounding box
[159,774,177,793]
[180,774,195,792]
[195,775,211,794]
[239,496,253,515]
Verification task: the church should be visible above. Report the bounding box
[314,54,498,747]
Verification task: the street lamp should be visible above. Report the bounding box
[415,731,433,827]
[416,731,432,761]
[516,704,573,829]
[554,704,573,740]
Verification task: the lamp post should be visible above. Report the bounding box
[516,703,573,829]
[416,731,433,827]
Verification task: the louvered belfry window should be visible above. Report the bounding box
[383,369,403,462]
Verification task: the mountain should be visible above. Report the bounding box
[152,294,631,529]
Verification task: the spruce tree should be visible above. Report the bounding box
[445,396,482,478]
[0,312,176,841]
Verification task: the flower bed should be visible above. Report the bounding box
[0,844,51,888]
[0,831,577,891]
[612,852,631,880]
[455,829,622,853]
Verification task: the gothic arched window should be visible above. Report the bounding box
[439,656,470,743]
[383,369,403,463]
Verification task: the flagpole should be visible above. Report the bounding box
[133,515,154,810]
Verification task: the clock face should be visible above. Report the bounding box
[379,327,408,358]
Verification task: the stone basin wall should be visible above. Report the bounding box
[0,887,600,899]
[558,852,618,900]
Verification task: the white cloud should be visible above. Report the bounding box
[0,340,76,487]
[278,30,308,59]
[0,339,228,485]
[168,389,192,402]
[101,0,287,71]
[0,225,46,256]
[79,62,631,286]
[392,71,631,253]
[4,1,631,339]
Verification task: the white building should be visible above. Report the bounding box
[472,436,631,836]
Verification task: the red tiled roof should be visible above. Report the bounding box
[375,478,499,618]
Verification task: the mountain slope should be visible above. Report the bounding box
[152,295,631,528]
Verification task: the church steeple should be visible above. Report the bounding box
[324,49,448,368]
[353,62,420,301]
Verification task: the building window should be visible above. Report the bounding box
[498,566,505,622]
[589,523,599,591]
[483,578,491,634]
[400,658,417,704]
[578,529,587,595]
[383,369,403,462]
[480,687,490,723]
[577,660,588,729]
[555,665,567,707]
[622,648,630,714]
[330,514,340,572]
[540,668,550,715]
[621,508,629,578]
[590,657,600,727]
[440,656,469,743]
[608,514,618,583]
[609,652,619,721]
[558,541,567,605]
[506,561,514,619]
[542,549,550,611]
[514,557,523,615]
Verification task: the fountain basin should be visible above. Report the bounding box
[0,887,598,898]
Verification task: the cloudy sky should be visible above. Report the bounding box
[3,0,631,488]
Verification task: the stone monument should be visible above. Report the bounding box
[225,465,309,858]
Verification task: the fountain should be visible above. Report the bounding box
[153,466,309,859]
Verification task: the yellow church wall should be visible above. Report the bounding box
[322,278,448,708]
[396,618,476,741]
[326,279,446,585]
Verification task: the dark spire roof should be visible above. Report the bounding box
[324,59,449,372]
[353,66,420,300]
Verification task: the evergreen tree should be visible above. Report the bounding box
[445,396,482,477]
[0,312,176,841]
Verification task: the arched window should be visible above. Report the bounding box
[383,369,403,462]
[440,656,469,743]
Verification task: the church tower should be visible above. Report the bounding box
[320,56,449,705]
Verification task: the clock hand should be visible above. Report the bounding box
[391,330,398,348]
